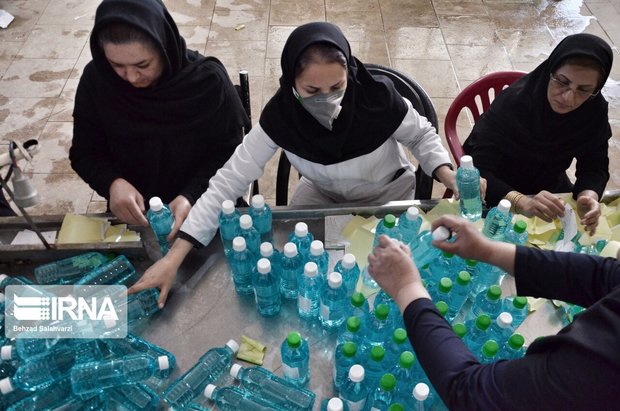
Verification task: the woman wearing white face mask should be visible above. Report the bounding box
[129,22,475,306]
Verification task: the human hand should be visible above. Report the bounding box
[109,178,148,226]
[430,215,495,261]
[168,195,192,241]
[516,190,565,221]
[368,235,430,311]
[479,177,488,203]
[127,255,179,308]
[576,194,600,235]
[436,166,458,197]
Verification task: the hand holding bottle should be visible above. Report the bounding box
[515,190,565,221]
[108,178,149,226]
[168,195,192,241]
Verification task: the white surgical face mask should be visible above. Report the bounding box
[293,87,345,130]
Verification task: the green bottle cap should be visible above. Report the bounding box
[513,296,528,310]
[383,214,396,228]
[351,292,366,308]
[393,328,407,344]
[452,323,467,338]
[513,220,527,234]
[286,331,302,348]
[487,285,502,300]
[435,301,449,317]
[456,271,471,285]
[342,341,357,357]
[465,259,478,267]
[399,351,415,368]
[379,373,397,391]
[476,314,492,330]
[482,340,499,358]
[375,304,390,320]
[508,333,525,350]
[388,404,405,411]
[346,316,362,332]
[439,277,453,293]
[441,251,454,258]
[370,345,385,361]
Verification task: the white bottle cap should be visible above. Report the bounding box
[432,226,451,241]
[251,194,265,209]
[406,206,420,220]
[284,242,298,258]
[327,398,344,411]
[294,222,308,237]
[460,155,474,168]
[204,384,217,399]
[0,274,9,284]
[232,237,246,252]
[239,214,253,229]
[0,377,13,395]
[257,258,271,275]
[226,339,240,353]
[158,355,170,370]
[498,199,511,213]
[1,345,12,361]
[221,200,235,215]
[497,312,513,329]
[413,382,430,401]
[328,272,343,289]
[304,262,318,278]
[310,240,324,256]
[341,254,356,269]
[148,197,163,212]
[230,363,243,378]
[348,364,365,382]
[260,242,273,257]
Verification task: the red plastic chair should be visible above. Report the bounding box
[443,71,526,198]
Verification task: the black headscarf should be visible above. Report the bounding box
[71,0,248,204]
[259,22,408,165]
[463,33,613,203]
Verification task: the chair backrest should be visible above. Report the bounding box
[275,64,439,205]
[444,71,526,167]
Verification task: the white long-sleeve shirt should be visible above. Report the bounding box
[180,98,452,246]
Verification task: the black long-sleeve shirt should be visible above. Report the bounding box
[403,246,620,410]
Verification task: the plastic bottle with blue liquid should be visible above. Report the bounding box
[289,222,314,260]
[347,292,370,327]
[34,251,108,284]
[107,383,161,411]
[204,383,276,411]
[239,214,261,257]
[366,373,396,411]
[367,303,393,347]
[124,287,160,326]
[218,199,240,256]
[430,277,452,306]
[502,296,529,328]
[478,340,499,363]
[298,262,322,320]
[499,333,526,360]
[365,345,386,388]
[469,262,504,299]
[398,206,422,245]
[463,314,492,353]
[103,332,176,380]
[333,253,360,296]
[253,258,281,317]
[467,285,503,322]
[339,364,369,411]
[337,316,368,359]
[74,254,137,286]
[482,199,512,240]
[384,328,410,367]
[229,236,254,295]
[320,272,348,329]
[6,375,73,411]
[281,331,310,387]
[259,242,282,280]
[308,240,329,281]
[488,312,514,344]
[504,220,528,245]
[320,397,349,411]
[456,155,483,222]
[447,271,472,322]
[373,214,401,247]
[389,351,417,402]
[409,226,452,268]
[333,341,357,391]
[147,196,175,255]
[280,242,303,300]
[249,194,273,244]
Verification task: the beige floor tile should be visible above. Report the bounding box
[209,8,269,41]
[205,40,267,78]
[448,44,513,81]
[586,2,620,45]
[0,97,55,143]
[386,28,449,60]
[432,0,487,16]
[266,26,296,59]
[178,25,210,55]
[37,0,97,25]
[326,11,385,43]
[164,0,217,25]
[485,3,547,31]
[496,29,556,64]
[23,172,93,216]
[215,0,270,11]
[350,42,390,67]
[539,0,592,20]
[22,121,72,175]
[380,0,439,28]
[1,58,74,98]
[393,59,460,98]
[17,25,90,59]
[325,0,380,12]
[70,45,92,80]
[439,15,499,46]
[49,78,79,122]
[269,0,326,26]
[0,42,22,77]
[0,0,48,42]
[546,16,599,41]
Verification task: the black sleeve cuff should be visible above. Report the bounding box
[177,231,204,249]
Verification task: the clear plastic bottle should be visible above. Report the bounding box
[308,240,329,281]
[430,277,453,305]
[504,220,528,245]
[502,296,529,328]
[281,331,310,386]
[107,383,160,411]
[253,258,281,317]
[398,206,422,245]
[249,194,273,244]
[289,222,314,260]
[482,199,512,240]
[409,226,452,268]
[384,329,410,367]
[239,214,261,257]
[409,382,432,411]
[34,252,108,285]
[71,353,169,395]
[367,373,396,411]
[360,261,379,290]
[124,287,160,326]
[469,262,504,299]
[229,236,254,295]
[365,345,386,388]
[298,262,322,320]
[347,292,370,326]
[373,214,401,247]
[337,317,369,359]
[102,332,176,379]
[321,397,349,411]
[259,242,282,280]
[6,375,72,411]
[499,333,526,360]
[2,337,60,361]
[0,274,35,290]
[218,199,240,256]
[334,254,361,296]
[428,252,458,286]
[74,254,137,286]
[319,272,348,329]
[435,301,449,318]
[488,312,514,344]
[389,351,416,400]
[478,340,499,363]
[339,364,369,411]
[281,242,303,300]
[447,271,472,322]
[367,303,393,347]
[452,322,467,340]
[204,384,276,411]
[147,196,175,255]
[467,285,503,322]
[333,341,357,391]
[456,155,482,222]
[230,364,316,411]
[463,314,492,353]
[163,339,239,409]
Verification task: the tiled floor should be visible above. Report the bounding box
[0,0,619,216]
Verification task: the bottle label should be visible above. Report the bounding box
[320,303,330,320]
[298,295,312,313]
[346,398,366,411]
[282,363,300,379]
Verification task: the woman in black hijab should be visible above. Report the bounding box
[69,0,248,238]
[129,22,465,307]
[463,33,613,234]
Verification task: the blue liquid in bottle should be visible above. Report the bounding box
[239,214,261,257]
[409,227,451,268]
[229,236,255,295]
[219,199,240,257]
[308,240,329,281]
[34,252,107,285]
[289,222,314,260]
[504,220,528,245]
[467,285,503,322]
[253,258,281,317]
[321,397,349,411]
[373,214,401,247]
[463,314,492,353]
[204,384,276,411]
[389,351,417,401]
[297,262,322,320]
[249,194,273,244]
[456,155,482,222]
[398,206,422,245]
[478,340,499,363]
[384,328,410,367]
[365,345,386,388]
[163,339,239,409]
[339,364,368,411]
[259,242,282,280]
[447,271,472,322]
[502,296,529,328]
[366,373,396,411]
[337,316,369,359]
[108,383,160,411]
[74,254,137,286]
[367,303,393,347]
[7,375,72,411]
[334,253,360,296]
[124,287,160,326]
[347,292,370,326]
[333,341,357,391]
[482,199,512,240]
[230,364,316,411]
[319,272,348,329]
[499,333,526,360]
[102,333,176,379]
[147,196,175,255]
[281,331,310,386]
[488,312,514,343]
[280,242,303,300]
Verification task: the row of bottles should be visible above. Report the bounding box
[218,195,273,257]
